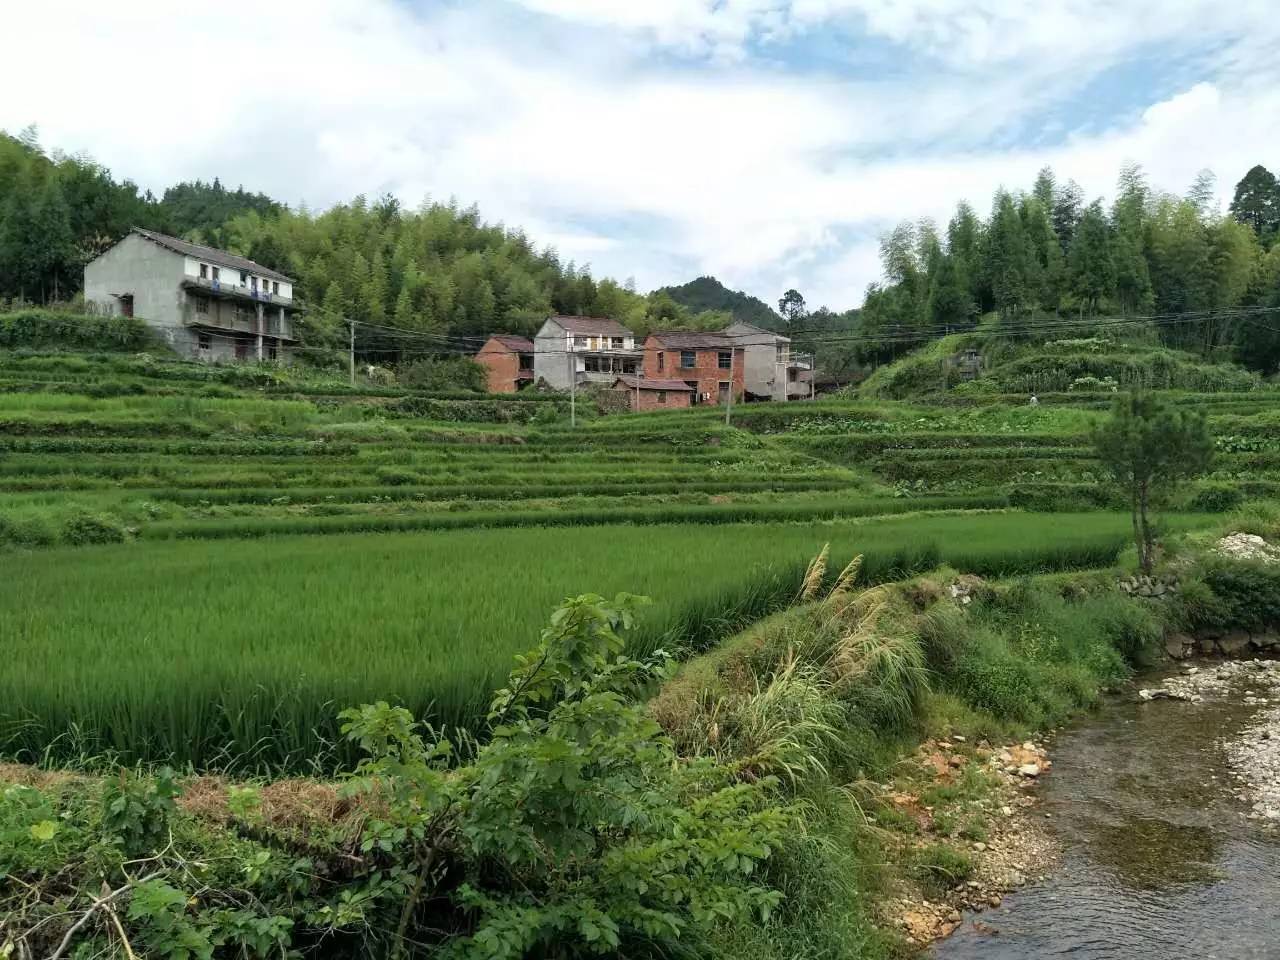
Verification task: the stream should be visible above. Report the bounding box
[933,670,1280,959]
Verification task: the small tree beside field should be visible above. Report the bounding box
[1093,390,1213,573]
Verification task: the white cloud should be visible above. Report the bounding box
[2,0,1278,310]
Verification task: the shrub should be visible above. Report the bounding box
[0,309,152,351]
[61,512,127,545]
[1188,483,1245,513]
[291,344,348,372]
[373,466,421,486]
[0,515,57,547]
[1184,559,1280,632]
[398,355,487,392]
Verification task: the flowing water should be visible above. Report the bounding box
[933,678,1280,959]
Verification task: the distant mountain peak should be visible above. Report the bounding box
[655,276,784,330]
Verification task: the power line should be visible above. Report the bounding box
[9,303,1280,365]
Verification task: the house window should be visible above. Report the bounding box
[250,276,259,291]
[622,359,636,374]
[680,350,696,368]
[267,343,278,361]
[776,344,788,363]
[611,337,624,348]
[199,263,208,279]
[584,356,602,373]
[657,351,665,372]
[240,271,248,284]
[211,266,220,282]
[718,351,732,370]
[194,296,209,316]
[197,332,212,351]
[789,367,798,382]
[574,336,588,348]
[657,391,667,404]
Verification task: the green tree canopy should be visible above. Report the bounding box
[1093,391,1213,573]
[1230,164,1280,246]
[778,288,807,325]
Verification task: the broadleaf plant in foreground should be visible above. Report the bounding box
[2,593,788,959]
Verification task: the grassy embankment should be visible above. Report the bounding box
[653,504,1280,958]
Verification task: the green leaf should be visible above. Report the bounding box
[28,819,58,842]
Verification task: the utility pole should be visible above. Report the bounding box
[568,349,576,427]
[724,348,735,426]
[348,319,355,387]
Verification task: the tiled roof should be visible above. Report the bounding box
[547,315,633,336]
[645,331,737,349]
[725,320,790,342]
[485,334,534,352]
[132,228,293,282]
[613,376,694,391]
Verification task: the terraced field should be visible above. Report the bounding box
[0,348,1266,768]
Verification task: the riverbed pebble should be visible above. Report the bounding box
[1142,659,1280,823]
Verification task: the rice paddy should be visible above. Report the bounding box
[0,349,1260,768]
[0,511,1209,769]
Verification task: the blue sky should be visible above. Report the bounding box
[4,0,1279,310]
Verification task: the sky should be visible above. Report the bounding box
[3,1,1280,311]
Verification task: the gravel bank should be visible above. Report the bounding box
[1145,659,1280,823]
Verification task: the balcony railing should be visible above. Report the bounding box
[185,302,295,341]
[185,275,292,305]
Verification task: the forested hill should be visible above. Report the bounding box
[6,124,1280,370]
[853,164,1280,372]
[655,276,783,329]
[0,128,279,303]
[0,130,732,346]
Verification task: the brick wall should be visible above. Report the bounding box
[641,340,745,404]
[611,384,693,411]
[476,344,520,393]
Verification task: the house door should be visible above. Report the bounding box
[119,295,134,318]
[718,380,730,405]
[234,339,249,361]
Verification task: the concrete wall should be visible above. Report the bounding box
[84,234,185,329]
[534,319,643,389]
[86,235,292,363]
[726,321,789,400]
[533,320,572,390]
[182,256,293,300]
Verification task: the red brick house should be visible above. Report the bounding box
[475,334,535,393]
[611,376,695,412]
[641,332,745,405]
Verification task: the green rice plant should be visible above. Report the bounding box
[0,511,1204,770]
[136,497,1014,543]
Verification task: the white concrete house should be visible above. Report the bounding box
[84,228,296,362]
[724,320,812,401]
[533,315,641,390]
